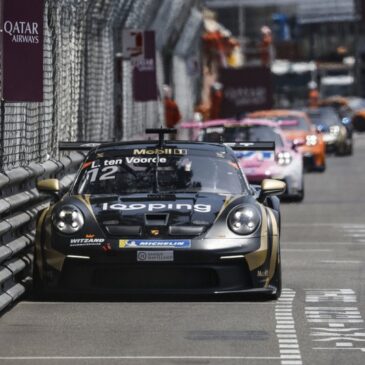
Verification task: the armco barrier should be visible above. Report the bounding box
[0,152,85,313]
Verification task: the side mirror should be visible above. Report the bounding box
[37,178,60,193]
[258,179,286,203]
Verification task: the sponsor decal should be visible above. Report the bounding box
[102,243,112,252]
[235,151,274,161]
[69,238,105,247]
[119,239,191,248]
[133,148,187,156]
[206,127,224,134]
[125,156,167,164]
[82,161,93,170]
[150,229,160,236]
[103,202,211,213]
[102,159,123,166]
[4,20,40,44]
[1,0,44,102]
[257,269,269,277]
[137,250,174,262]
[83,156,168,171]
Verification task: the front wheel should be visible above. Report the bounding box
[316,162,326,172]
[292,176,304,202]
[32,252,46,300]
[267,252,282,300]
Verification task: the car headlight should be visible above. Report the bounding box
[306,134,318,146]
[228,205,261,235]
[329,125,340,135]
[276,151,292,166]
[53,205,84,234]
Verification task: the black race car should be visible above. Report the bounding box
[305,106,353,155]
[34,129,286,298]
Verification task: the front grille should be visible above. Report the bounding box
[93,267,218,289]
[59,259,253,292]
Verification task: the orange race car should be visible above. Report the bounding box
[248,110,326,172]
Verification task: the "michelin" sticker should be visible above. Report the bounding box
[119,239,191,249]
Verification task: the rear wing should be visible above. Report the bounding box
[59,129,176,151]
[225,142,275,151]
[59,142,103,151]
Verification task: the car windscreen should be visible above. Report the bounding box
[74,148,248,195]
[223,125,284,147]
[306,107,341,126]
[200,125,283,147]
[348,98,365,110]
[274,116,310,131]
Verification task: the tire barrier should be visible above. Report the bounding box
[0,152,85,314]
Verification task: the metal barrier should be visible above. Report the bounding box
[0,152,85,313]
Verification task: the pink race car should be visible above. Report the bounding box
[180,119,304,201]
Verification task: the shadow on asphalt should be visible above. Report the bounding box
[25,291,276,303]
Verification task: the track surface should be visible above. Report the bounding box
[1,135,365,365]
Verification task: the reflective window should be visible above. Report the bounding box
[74,149,248,195]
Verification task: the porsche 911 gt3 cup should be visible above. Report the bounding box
[34,129,285,298]
[181,119,304,201]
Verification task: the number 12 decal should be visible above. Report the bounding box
[86,166,118,182]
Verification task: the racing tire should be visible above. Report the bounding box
[292,190,304,202]
[32,253,46,300]
[346,143,353,156]
[292,176,304,202]
[268,255,282,300]
[316,163,326,173]
[335,144,347,156]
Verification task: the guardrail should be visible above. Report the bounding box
[0,152,85,314]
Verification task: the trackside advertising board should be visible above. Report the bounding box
[220,66,273,118]
[0,0,44,102]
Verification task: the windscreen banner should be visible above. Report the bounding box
[220,66,273,118]
[122,30,158,102]
[0,0,44,102]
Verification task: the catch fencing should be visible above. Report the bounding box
[0,0,203,172]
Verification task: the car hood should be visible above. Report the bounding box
[281,130,309,142]
[83,193,234,235]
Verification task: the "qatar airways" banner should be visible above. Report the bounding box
[0,0,44,102]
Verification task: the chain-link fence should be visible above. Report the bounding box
[0,0,203,172]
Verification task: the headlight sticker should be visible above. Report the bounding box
[53,205,85,234]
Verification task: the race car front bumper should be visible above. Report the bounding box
[39,244,277,296]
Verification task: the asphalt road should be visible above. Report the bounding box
[1,134,365,365]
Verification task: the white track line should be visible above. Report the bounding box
[276,289,303,365]
[0,356,281,361]
[320,260,362,264]
[282,249,332,252]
